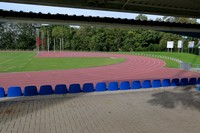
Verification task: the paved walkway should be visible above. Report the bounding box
[1,87,200,133]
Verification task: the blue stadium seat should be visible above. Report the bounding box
[69,84,81,93]
[171,78,180,86]
[162,79,171,87]
[119,81,130,90]
[54,84,67,94]
[95,82,107,92]
[180,78,188,86]
[188,77,197,85]
[24,86,38,96]
[197,78,200,84]
[131,81,141,89]
[196,86,200,91]
[108,82,118,91]
[152,79,161,88]
[142,80,152,88]
[0,87,5,98]
[39,85,53,95]
[7,86,22,97]
[82,83,94,93]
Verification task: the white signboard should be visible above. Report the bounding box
[177,40,183,48]
[198,41,200,49]
[188,41,194,48]
[167,41,174,48]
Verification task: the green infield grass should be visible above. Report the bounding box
[0,52,124,73]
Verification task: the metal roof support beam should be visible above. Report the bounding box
[0,10,200,35]
[122,0,131,9]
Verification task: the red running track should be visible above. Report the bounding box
[0,51,199,91]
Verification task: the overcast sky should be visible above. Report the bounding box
[0,2,164,20]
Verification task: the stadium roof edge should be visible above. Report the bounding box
[0,9,199,26]
[1,0,200,18]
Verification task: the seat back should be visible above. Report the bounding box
[95,82,107,92]
[197,78,200,84]
[180,78,188,86]
[0,87,5,98]
[131,81,141,89]
[7,86,22,97]
[152,79,161,88]
[162,79,171,87]
[108,82,118,91]
[188,77,196,85]
[24,86,38,96]
[82,83,94,93]
[69,84,81,93]
[119,81,130,90]
[142,80,152,88]
[54,84,67,94]
[171,78,179,86]
[39,85,53,95]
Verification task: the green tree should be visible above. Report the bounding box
[163,16,198,24]
[16,23,35,50]
[135,14,148,21]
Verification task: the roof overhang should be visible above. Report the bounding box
[0,10,200,38]
[1,0,200,18]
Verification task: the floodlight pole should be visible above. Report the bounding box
[47,31,49,52]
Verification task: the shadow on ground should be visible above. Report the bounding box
[147,86,200,111]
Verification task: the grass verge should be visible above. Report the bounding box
[118,52,200,68]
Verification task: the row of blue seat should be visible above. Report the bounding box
[0,77,200,97]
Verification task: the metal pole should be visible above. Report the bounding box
[199,49,200,56]
[47,31,49,52]
[35,29,38,52]
[41,31,44,51]
[36,28,40,53]
[62,38,64,51]
[54,38,55,53]
[62,25,64,51]
[60,38,61,52]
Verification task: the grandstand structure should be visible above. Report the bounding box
[0,1,200,94]
[0,0,200,37]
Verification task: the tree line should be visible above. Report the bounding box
[0,15,199,54]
